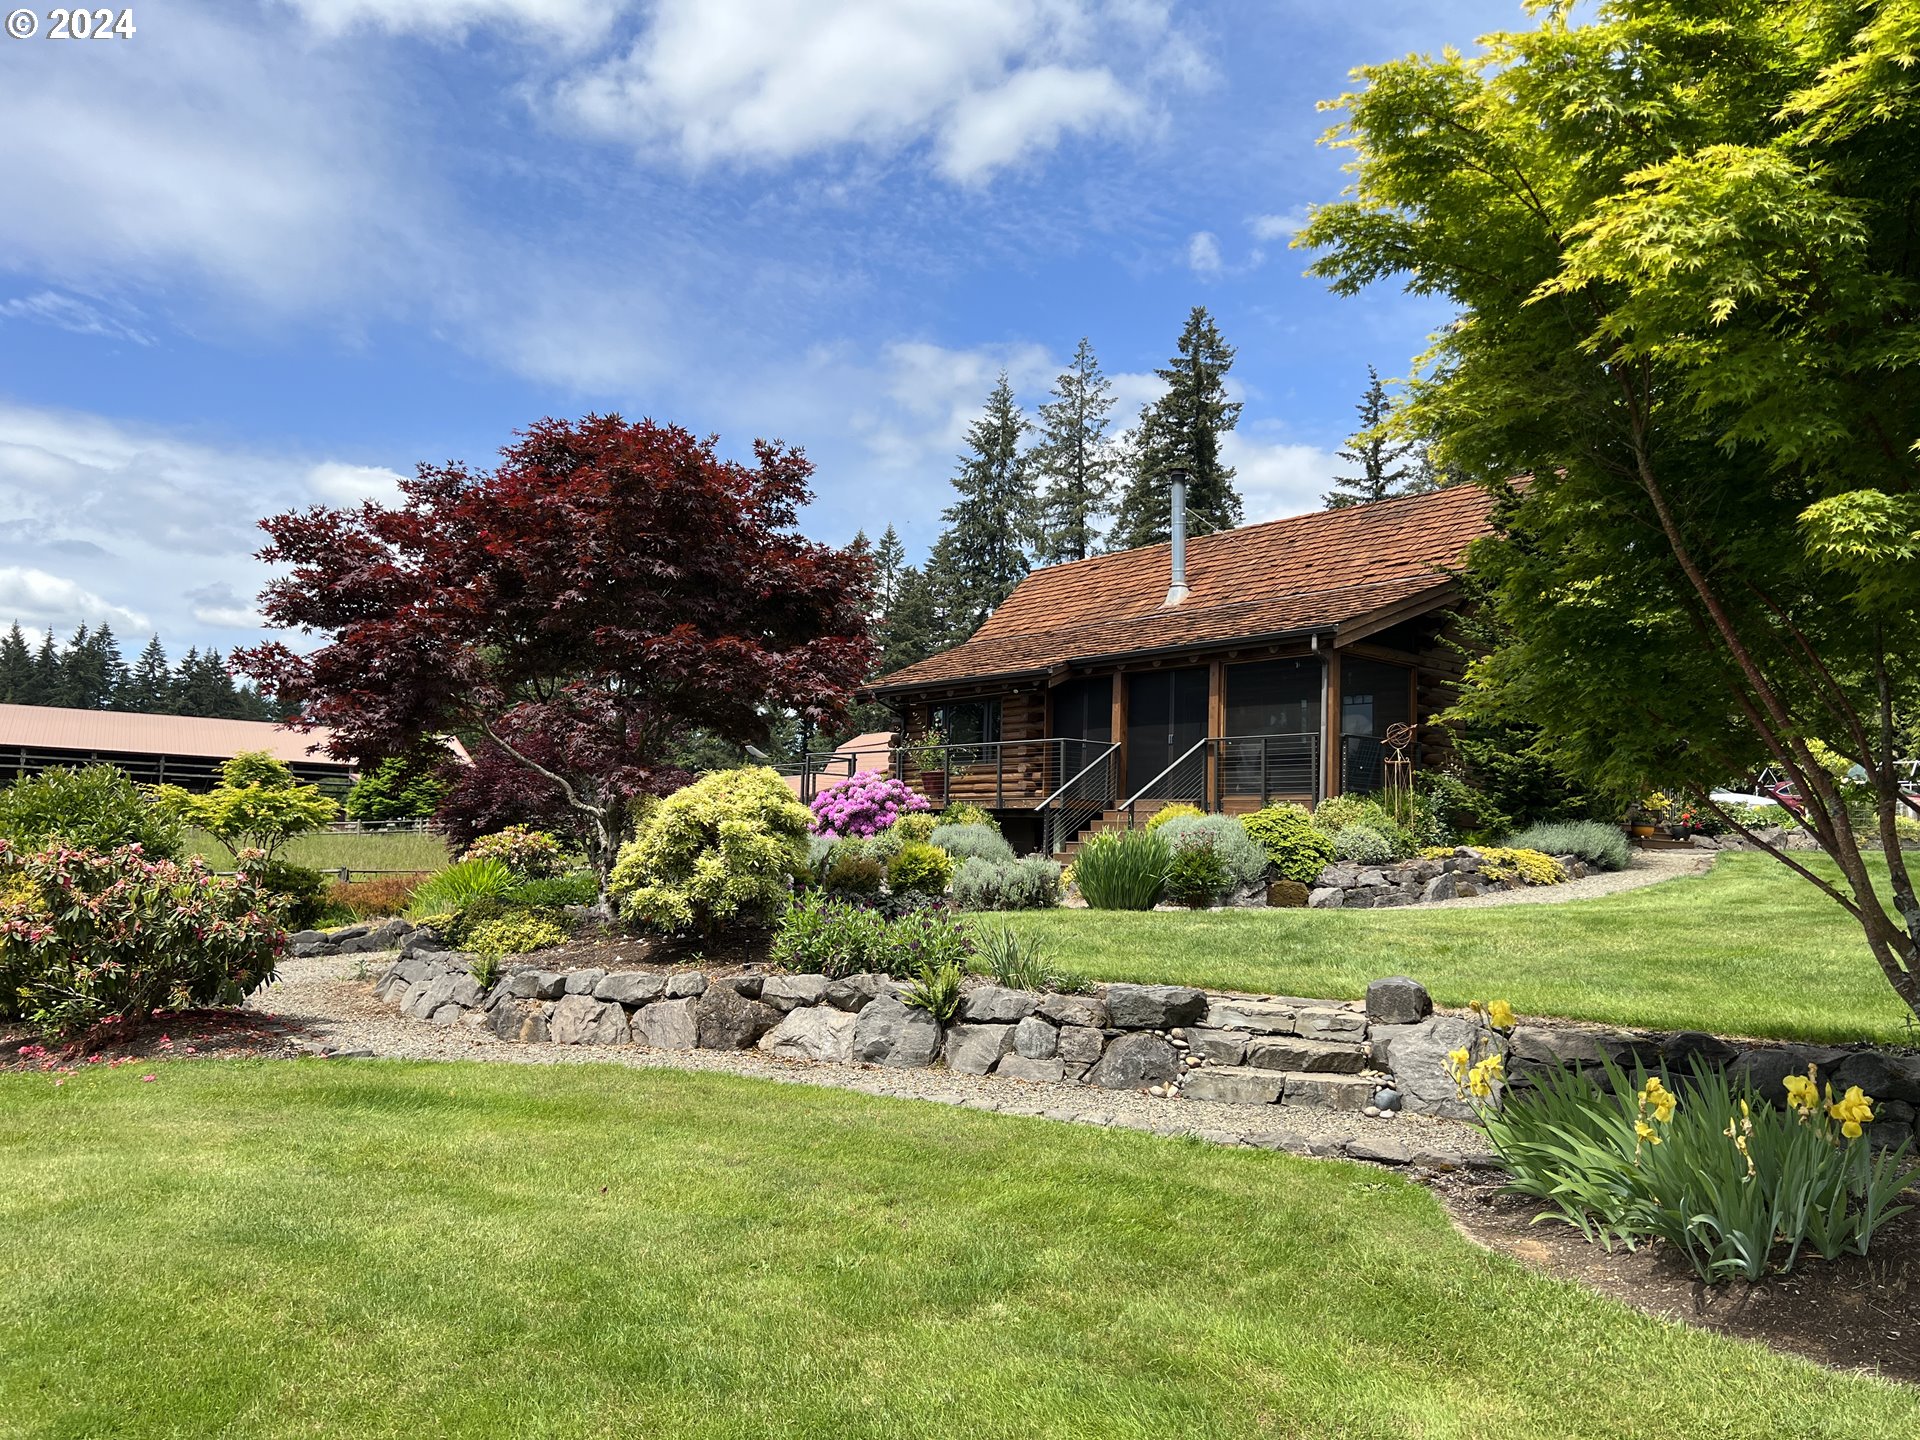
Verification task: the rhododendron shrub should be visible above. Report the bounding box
[810,772,930,839]
[0,840,286,1039]
[462,825,565,878]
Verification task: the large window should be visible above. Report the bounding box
[1339,656,1411,793]
[932,699,1000,763]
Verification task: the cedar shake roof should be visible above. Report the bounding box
[870,484,1499,693]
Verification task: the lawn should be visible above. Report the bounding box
[1006,854,1916,1046]
[181,827,451,875]
[1,1063,1911,1439]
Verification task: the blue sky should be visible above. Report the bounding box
[0,0,1519,653]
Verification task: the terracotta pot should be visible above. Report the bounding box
[1629,823,1658,837]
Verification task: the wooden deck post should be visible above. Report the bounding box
[1207,658,1225,811]
[1324,649,1342,799]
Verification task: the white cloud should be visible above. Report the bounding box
[1187,230,1223,277]
[278,0,619,40]
[0,6,421,312]
[308,462,408,506]
[938,65,1139,182]
[183,582,266,631]
[0,401,408,646]
[1224,433,1340,522]
[558,0,1177,181]
[1249,209,1309,242]
[0,292,152,346]
[0,567,148,635]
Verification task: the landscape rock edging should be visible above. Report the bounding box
[365,930,1920,1143]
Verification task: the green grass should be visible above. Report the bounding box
[2,1062,1911,1438]
[1006,854,1916,1046]
[181,827,450,875]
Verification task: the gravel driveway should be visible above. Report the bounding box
[250,954,1490,1165]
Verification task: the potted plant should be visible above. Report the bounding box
[906,737,946,803]
[1631,790,1670,838]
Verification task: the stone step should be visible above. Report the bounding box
[1181,1066,1377,1110]
[1242,1035,1371,1074]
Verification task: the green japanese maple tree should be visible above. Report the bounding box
[1301,0,1920,1016]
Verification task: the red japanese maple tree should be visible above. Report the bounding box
[236,415,874,902]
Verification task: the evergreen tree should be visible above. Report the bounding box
[174,647,242,717]
[119,635,174,712]
[924,372,1034,639]
[59,623,127,708]
[1324,366,1417,508]
[0,624,32,704]
[1110,306,1244,550]
[877,564,946,676]
[872,525,907,615]
[29,631,60,707]
[1032,337,1117,564]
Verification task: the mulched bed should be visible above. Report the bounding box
[1,1010,305,1076]
[1429,1168,1919,1384]
[509,929,769,977]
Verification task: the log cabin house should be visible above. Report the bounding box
[851,483,1502,858]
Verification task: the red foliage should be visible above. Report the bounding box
[236,416,874,874]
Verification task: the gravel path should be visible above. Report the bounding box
[1423,847,1712,910]
[250,954,1490,1164]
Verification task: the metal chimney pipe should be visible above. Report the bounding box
[1164,470,1191,606]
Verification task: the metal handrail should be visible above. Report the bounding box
[1034,741,1120,811]
[1121,735,1213,827]
[1033,741,1120,856]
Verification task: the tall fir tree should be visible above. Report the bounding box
[58,623,127,708]
[1032,337,1117,564]
[0,623,33,703]
[119,634,175,712]
[29,631,60,707]
[924,371,1034,639]
[1323,366,1417,508]
[877,564,946,676]
[1110,306,1244,550]
[872,525,907,615]
[174,646,244,717]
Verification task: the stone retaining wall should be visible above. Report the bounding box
[368,930,1920,1145]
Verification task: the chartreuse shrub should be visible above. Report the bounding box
[949,856,1061,911]
[609,767,812,935]
[462,825,565,878]
[936,801,996,830]
[885,841,953,897]
[928,822,1015,865]
[1074,828,1170,911]
[0,763,182,859]
[0,840,284,1037]
[1505,819,1631,872]
[1476,1053,1919,1284]
[1154,815,1266,892]
[463,909,570,958]
[1240,803,1334,884]
[1142,802,1205,832]
[770,893,974,980]
[1479,846,1566,886]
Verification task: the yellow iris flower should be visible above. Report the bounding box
[1488,999,1516,1030]
[1827,1085,1874,1140]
